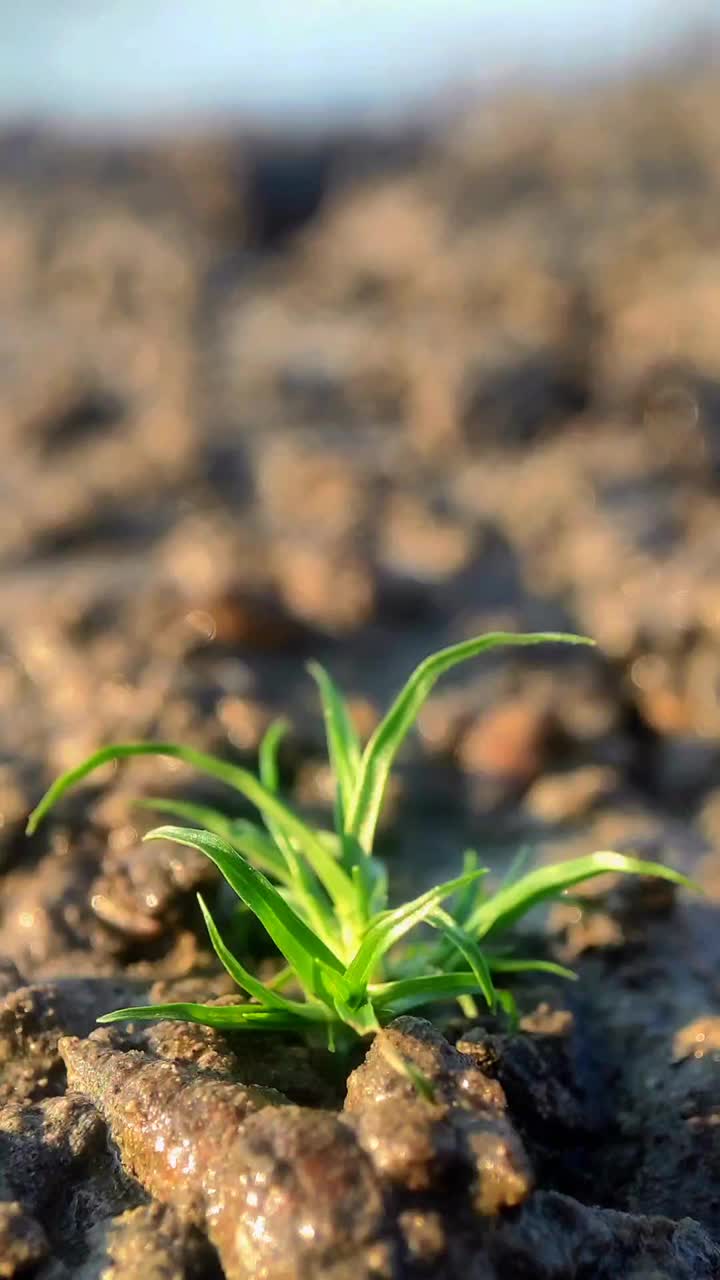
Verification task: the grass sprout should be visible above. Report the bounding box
[26,631,695,1047]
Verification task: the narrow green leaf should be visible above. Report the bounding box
[259,719,287,798]
[367,858,389,915]
[429,908,497,1009]
[196,893,320,1015]
[351,863,371,926]
[452,850,488,925]
[307,661,361,829]
[258,719,300,870]
[495,988,519,1027]
[466,851,698,940]
[26,741,243,833]
[347,847,389,922]
[138,798,291,882]
[146,826,344,1003]
[208,818,294,885]
[346,632,593,852]
[344,869,486,995]
[26,741,354,911]
[370,971,492,1014]
[457,995,479,1019]
[265,964,294,991]
[97,1001,328,1031]
[256,720,341,944]
[332,995,381,1037]
[258,718,312,885]
[488,957,577,980]
[402,852,489,978]
[500,844,534,888]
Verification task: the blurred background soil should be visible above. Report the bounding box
[3,68,720,967]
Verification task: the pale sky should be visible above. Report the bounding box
[0,0,715,130]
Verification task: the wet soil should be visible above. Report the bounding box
[3,67,720,1276]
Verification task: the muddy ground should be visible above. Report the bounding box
[2,67,720,1277]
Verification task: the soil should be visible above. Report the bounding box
[3,66,720,1276]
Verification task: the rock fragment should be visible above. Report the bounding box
[74,1203,217,1280]
[0,979,144,1103]
[344,1017,532,1214]
[61,1035,391,1279]
[488,1191,720,1280]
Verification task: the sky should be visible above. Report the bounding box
[0,0,715,132]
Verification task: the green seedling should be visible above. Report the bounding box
[26,632,694,1048]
